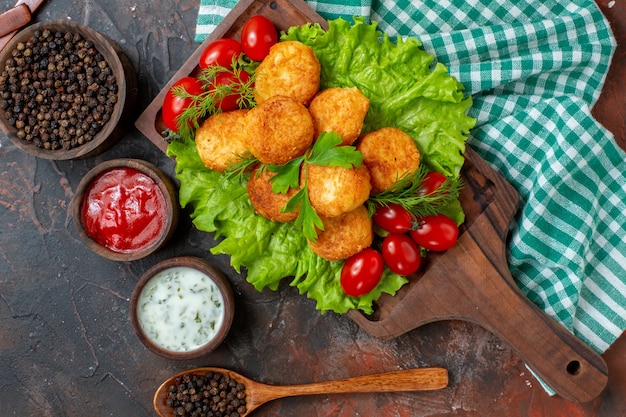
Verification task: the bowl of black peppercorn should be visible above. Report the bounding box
[0,20,137,160]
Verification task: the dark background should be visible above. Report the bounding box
[1,0,625,416]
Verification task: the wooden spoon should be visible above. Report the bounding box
[153,366,448,416]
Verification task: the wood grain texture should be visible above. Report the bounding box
[0,0,46,50]
[154,367,448,417]
[0,4,30,38]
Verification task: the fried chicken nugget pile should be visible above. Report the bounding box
[194,40,421,261]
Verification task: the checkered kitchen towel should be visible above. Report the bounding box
[196,0,626,393]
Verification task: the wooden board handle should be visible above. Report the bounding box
[352,223,608,402]
[349,149,608,402]
[452,230,608,403]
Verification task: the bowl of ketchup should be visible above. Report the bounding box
[72,158,179,261]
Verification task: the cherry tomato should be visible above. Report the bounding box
[240,15,278,61]
[161,77,204,132]
[209,70,251,111]
[381,234,421,276]
[419,171,448,196]
[340,248,384,297]
[410,214,459,252]
[373,203,415,234]
[199,38,243,69]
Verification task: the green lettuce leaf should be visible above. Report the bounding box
[167,17,475,314]
[283,17,475,179]
[168,134,406,314]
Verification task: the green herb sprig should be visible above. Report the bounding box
[173,60,256,141]
[365,165,463,218]
[268,132,364,241]
[223,152,259,183]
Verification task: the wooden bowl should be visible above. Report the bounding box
[72,158,179,261]
[0,20,137,159]
[129,257,235,360]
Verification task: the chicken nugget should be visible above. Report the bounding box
[245,95,314,165]
[195,109,250,172]
[254,41,320,106]
[307,163,371,218]
[308,205,373,261]
[247,166,299,223]
[308,87,370,145]
[357,127,421,194]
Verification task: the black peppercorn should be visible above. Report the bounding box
[0,28,118,151]
[165,372,248,417]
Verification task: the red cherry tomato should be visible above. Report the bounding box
[419,171,448,196]
[161,77,204,132]
[373,203,415,234]
[199,38,243,69]
[410,214,459,252]
[340,248,384,297]
[381,234,421,276]
[240,15,278,61]
[209,70,251,111]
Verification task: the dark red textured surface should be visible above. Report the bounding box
[0,0,624,416]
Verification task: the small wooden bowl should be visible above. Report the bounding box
[72,158,179,261]
[0,20,137,159]
[129,257,235,360]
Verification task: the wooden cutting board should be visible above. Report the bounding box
[134,0,608,403]
[349,146,608,403]
[135,0,327,151]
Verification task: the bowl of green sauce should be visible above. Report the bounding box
[129,256,235,360]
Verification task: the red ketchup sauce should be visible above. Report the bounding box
[81,167,167,253]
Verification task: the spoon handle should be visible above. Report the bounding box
[260,367,447,401]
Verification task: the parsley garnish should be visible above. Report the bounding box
[268,132,363,241]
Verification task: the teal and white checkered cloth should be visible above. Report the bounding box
[196,0,625,393]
